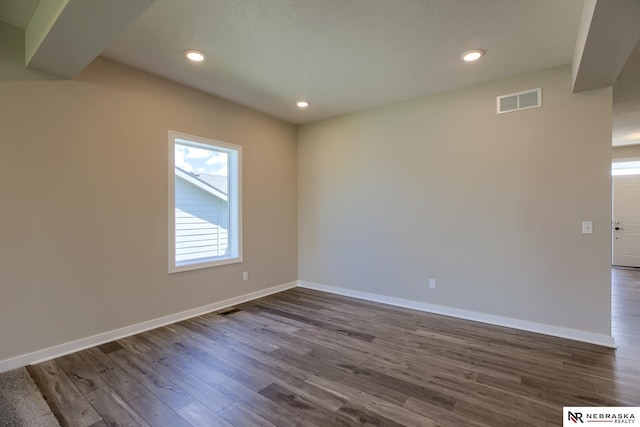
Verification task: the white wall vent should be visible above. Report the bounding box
[497,88,541,114]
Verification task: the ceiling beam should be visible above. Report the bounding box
[25,0,155,79]
[572,0,640,93]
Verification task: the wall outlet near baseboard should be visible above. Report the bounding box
[429,279,436,290]
[243,271,249,281]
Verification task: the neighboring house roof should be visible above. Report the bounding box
[175,166,228,202]
[196,173,228,195]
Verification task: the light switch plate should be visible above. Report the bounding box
[582,221,593,234]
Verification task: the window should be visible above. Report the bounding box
[612,160,640,176]
[168,131,241,273]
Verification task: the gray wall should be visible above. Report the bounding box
[0,23,298,362]
[0,19,615,362]
[298,65,612,337]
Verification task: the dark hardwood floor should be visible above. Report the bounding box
[28,269,640,426]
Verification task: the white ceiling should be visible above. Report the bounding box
[99,0,584,124]
[1,0,640,140]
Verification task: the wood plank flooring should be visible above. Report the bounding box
[28,269,640,426]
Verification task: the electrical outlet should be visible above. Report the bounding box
[429,279,436,290]
[242,271,249,281]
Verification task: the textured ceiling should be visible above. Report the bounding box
[101,0,585,124]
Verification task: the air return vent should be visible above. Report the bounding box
[497,88,541,114]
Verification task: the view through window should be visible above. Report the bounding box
[169,132,241,272]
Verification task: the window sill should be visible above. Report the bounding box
[169,256,242,274]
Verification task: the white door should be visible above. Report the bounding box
[612,175,640,267]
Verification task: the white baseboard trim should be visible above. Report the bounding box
[0,281,298,373]
[298,281,616,348]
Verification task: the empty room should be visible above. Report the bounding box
[1,0,639,426]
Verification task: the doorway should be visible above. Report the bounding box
[612,164,640,267]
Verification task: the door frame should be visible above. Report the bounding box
[611,158,640,266]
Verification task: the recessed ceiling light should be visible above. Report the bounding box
[185,49,206,62]
[461,49,485,62]
[297,101,310,108]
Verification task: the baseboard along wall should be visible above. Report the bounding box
[0,278,615,372]
[0,281,298,373]
[298,281,616,349]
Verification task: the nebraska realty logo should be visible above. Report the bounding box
[564,407,639,425]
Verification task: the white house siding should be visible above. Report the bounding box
[175,176,229,263]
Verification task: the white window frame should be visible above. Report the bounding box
[168,131,242,273]
[612,159,640,176]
